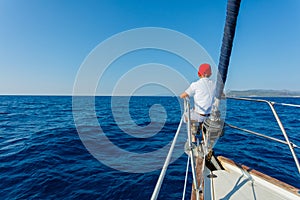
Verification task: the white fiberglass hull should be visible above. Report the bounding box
[202,156,300,200]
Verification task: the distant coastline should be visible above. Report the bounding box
[227,89,300,97]
[1,89,300,97]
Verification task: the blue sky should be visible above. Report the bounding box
[0,0,300,95]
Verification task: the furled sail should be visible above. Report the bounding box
[203,0,241,151]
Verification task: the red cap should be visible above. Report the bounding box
[198,63,212,77]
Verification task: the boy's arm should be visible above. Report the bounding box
[180,92,189,99]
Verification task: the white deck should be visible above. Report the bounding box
[203,157,300,200]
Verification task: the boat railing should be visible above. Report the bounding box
[183,98,201,198]
[150,114,184,200]
[226,96,300,174]
[151,96,300,199]
[151,97,202,200]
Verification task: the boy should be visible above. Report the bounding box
[180,63,215,141]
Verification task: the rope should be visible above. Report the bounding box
[275,102,300,108]
[226,123,300,149]
[151,115,184,200]
[227,96,300,108]
[182,156,190,200]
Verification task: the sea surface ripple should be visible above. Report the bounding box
[0,96,299,199]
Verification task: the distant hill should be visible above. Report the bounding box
[227,89,300,97]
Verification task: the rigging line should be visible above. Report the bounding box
[225,123,300,149]
[227,96,300,108]
[151,115,184,200]
[274,102,300,108]
[182,155,190,200]
[227,96,270,103]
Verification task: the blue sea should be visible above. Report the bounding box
[0,96,299,199]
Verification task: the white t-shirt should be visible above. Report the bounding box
[185,78,215,115]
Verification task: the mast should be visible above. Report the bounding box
[203,0,241,152]
[216,0,241,99]
[190,2,242,200]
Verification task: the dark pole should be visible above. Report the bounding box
[203,0,242,153]
[215,0,241,99]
